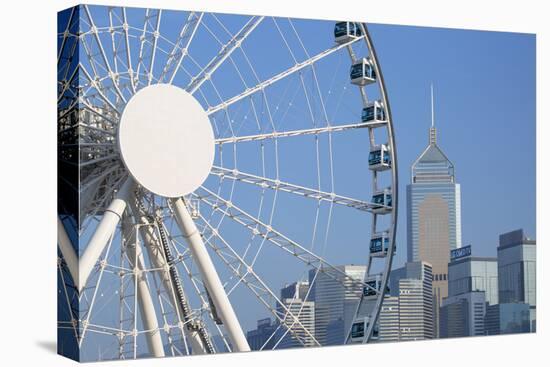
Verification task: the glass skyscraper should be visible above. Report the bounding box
[407,123,462,336]
[497,229,536,330]
[308,265,366,346]
[448,256,498,305]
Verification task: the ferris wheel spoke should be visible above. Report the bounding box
[108,7,134,96]
[207,35,364,116]
[195,212,320,347]
[58,61,80,102]
[79,62,120,114]
[215,121,371,144]
[194,186,380,295]
[58,6,76,64]
[135,9,162,90]
[83,5,128,104]
[57,262,79,342]
[159,11,203,84]
[120,8,136,94]
[210,166,377,212]
[186,16,264,94]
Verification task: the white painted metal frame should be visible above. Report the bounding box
[57,8,397,360]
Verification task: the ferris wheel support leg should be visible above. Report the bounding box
[123,220,165,358]
[129,199,208,355]
[57,217,79,287]
[172,198,251,352]
[79,177,134,293]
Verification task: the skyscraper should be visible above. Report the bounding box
[246,318,279,351]
[378,296,400,342]
[277,281,316,348]
[397,262,434,340]
[308,265,366,345]
[406,86,462,336]
[448,255,498,305]
[497,229,536,330]
[440,291,486,338]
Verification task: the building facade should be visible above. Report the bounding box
[440,291,486,338]
[497,229,536,329]
[246,318,279,351]
[378,296,400,342]
[308,265,366,345]
[277,281,316,348]
[448,256,498,305]
[396,261,434,340]
[485,303,531,335]
[407,123,462,336]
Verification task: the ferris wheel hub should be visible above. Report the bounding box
[118,84,215,197]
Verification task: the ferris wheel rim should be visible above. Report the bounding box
[57,6,398,359]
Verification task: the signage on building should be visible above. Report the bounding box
[450,245,471,261]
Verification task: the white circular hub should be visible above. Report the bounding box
[118,84,214,198]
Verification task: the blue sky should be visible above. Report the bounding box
[368,24,536,262]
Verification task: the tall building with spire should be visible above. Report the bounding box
[406,85,462,337]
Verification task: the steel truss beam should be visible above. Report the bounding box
[194,211,320,347]
[210,165,384,212]
[206,35,364,115]
[215,121,371,145]
[194,186,380,295]
[186,16,264,94]
[159,12,203,84]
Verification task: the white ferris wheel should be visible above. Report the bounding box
[57,5,398,361]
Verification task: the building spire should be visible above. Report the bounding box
[429,83,437,145]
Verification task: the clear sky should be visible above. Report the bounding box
[367,23,536,263]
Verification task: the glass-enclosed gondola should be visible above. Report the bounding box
[362,100,387,127]
[371,188,392,214]
[363,274,390,298]
[350,317,379,343]
[350,57,376,86]
[334,21,363,44]
[370,231,393,257]
[368,144,391,171]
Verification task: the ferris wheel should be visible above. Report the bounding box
[57,5,397,361]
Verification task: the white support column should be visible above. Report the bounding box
[129,199,208,355]
[57,217,79,288]
[123,220,165,358]
[79,177,134,293]
[172,198,250,352]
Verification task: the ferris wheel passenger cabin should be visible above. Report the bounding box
[363,274,391,299]
[350,317,379,343]
[334,22,363,44]
[371,188,392,214]
[370,231,394,257]
[368,144,391,171]
[350,57,376,86]
[362,100,387,127]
